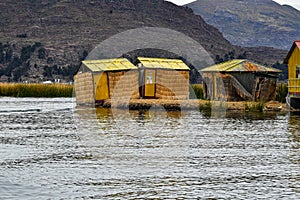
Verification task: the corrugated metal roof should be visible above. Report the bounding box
[82,58,137,72]
[284,40,300,64]
[201,59,281,73]
[138,57,190,70]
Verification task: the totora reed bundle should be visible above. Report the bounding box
[155,70,189,100]
[74,72,94,103]
[108,70,139,100]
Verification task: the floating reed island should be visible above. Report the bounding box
[96,84,287,112]
[99,99,286,112]
[0,83,73,97]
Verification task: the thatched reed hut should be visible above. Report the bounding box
[74,58,139,105]
[284,41,300,109]
[137,57,190,100]
[201,59,281,101]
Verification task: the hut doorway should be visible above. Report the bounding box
[94,73,109,101]
[144,69,156,98]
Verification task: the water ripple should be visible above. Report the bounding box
[0,98,299,199]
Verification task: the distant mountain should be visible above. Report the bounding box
[0,0,287,82]
[186,0,300,50]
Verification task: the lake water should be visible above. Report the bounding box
[0,97,299,199]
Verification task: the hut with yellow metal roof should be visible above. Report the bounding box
[284,41,300,109]
[136,57,190,100]
[74,58,139,105]
[200,59,281,101]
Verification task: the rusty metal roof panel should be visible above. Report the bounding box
[201,59,281,73]
[82,58,137,72]
[201,59,243,72]
[296,41,300,49]
[138,57,190,70]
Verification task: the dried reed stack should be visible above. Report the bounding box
[74,72,94,104]
[220,74,237,101]
[252,78,276,101]
[202,72,278,102]
[155,70,189,100]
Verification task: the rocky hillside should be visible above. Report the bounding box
[0,0,287,82]
[187,0,300,50]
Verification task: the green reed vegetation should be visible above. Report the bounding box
[275,83,288,103]
[199,101,212,112]
[190,84,204,99]
[0,83,73,97]
[244,101,265,112]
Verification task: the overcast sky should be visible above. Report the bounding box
[167,0,300,10]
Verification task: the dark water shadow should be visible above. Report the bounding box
[289,113,300,143]
[199,109,282,120]
[225,111,280,120]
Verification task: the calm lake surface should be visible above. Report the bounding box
[0,97,300,199]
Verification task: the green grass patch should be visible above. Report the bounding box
[0,83,73,97]
[244,101,265,112]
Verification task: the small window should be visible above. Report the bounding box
[297,65,300,78]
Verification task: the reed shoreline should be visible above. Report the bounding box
[0,83,73,97]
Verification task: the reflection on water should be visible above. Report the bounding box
[0,98,300,199]
[94,107,182,121]
[288,113,300,194]
[289,113,300,143]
